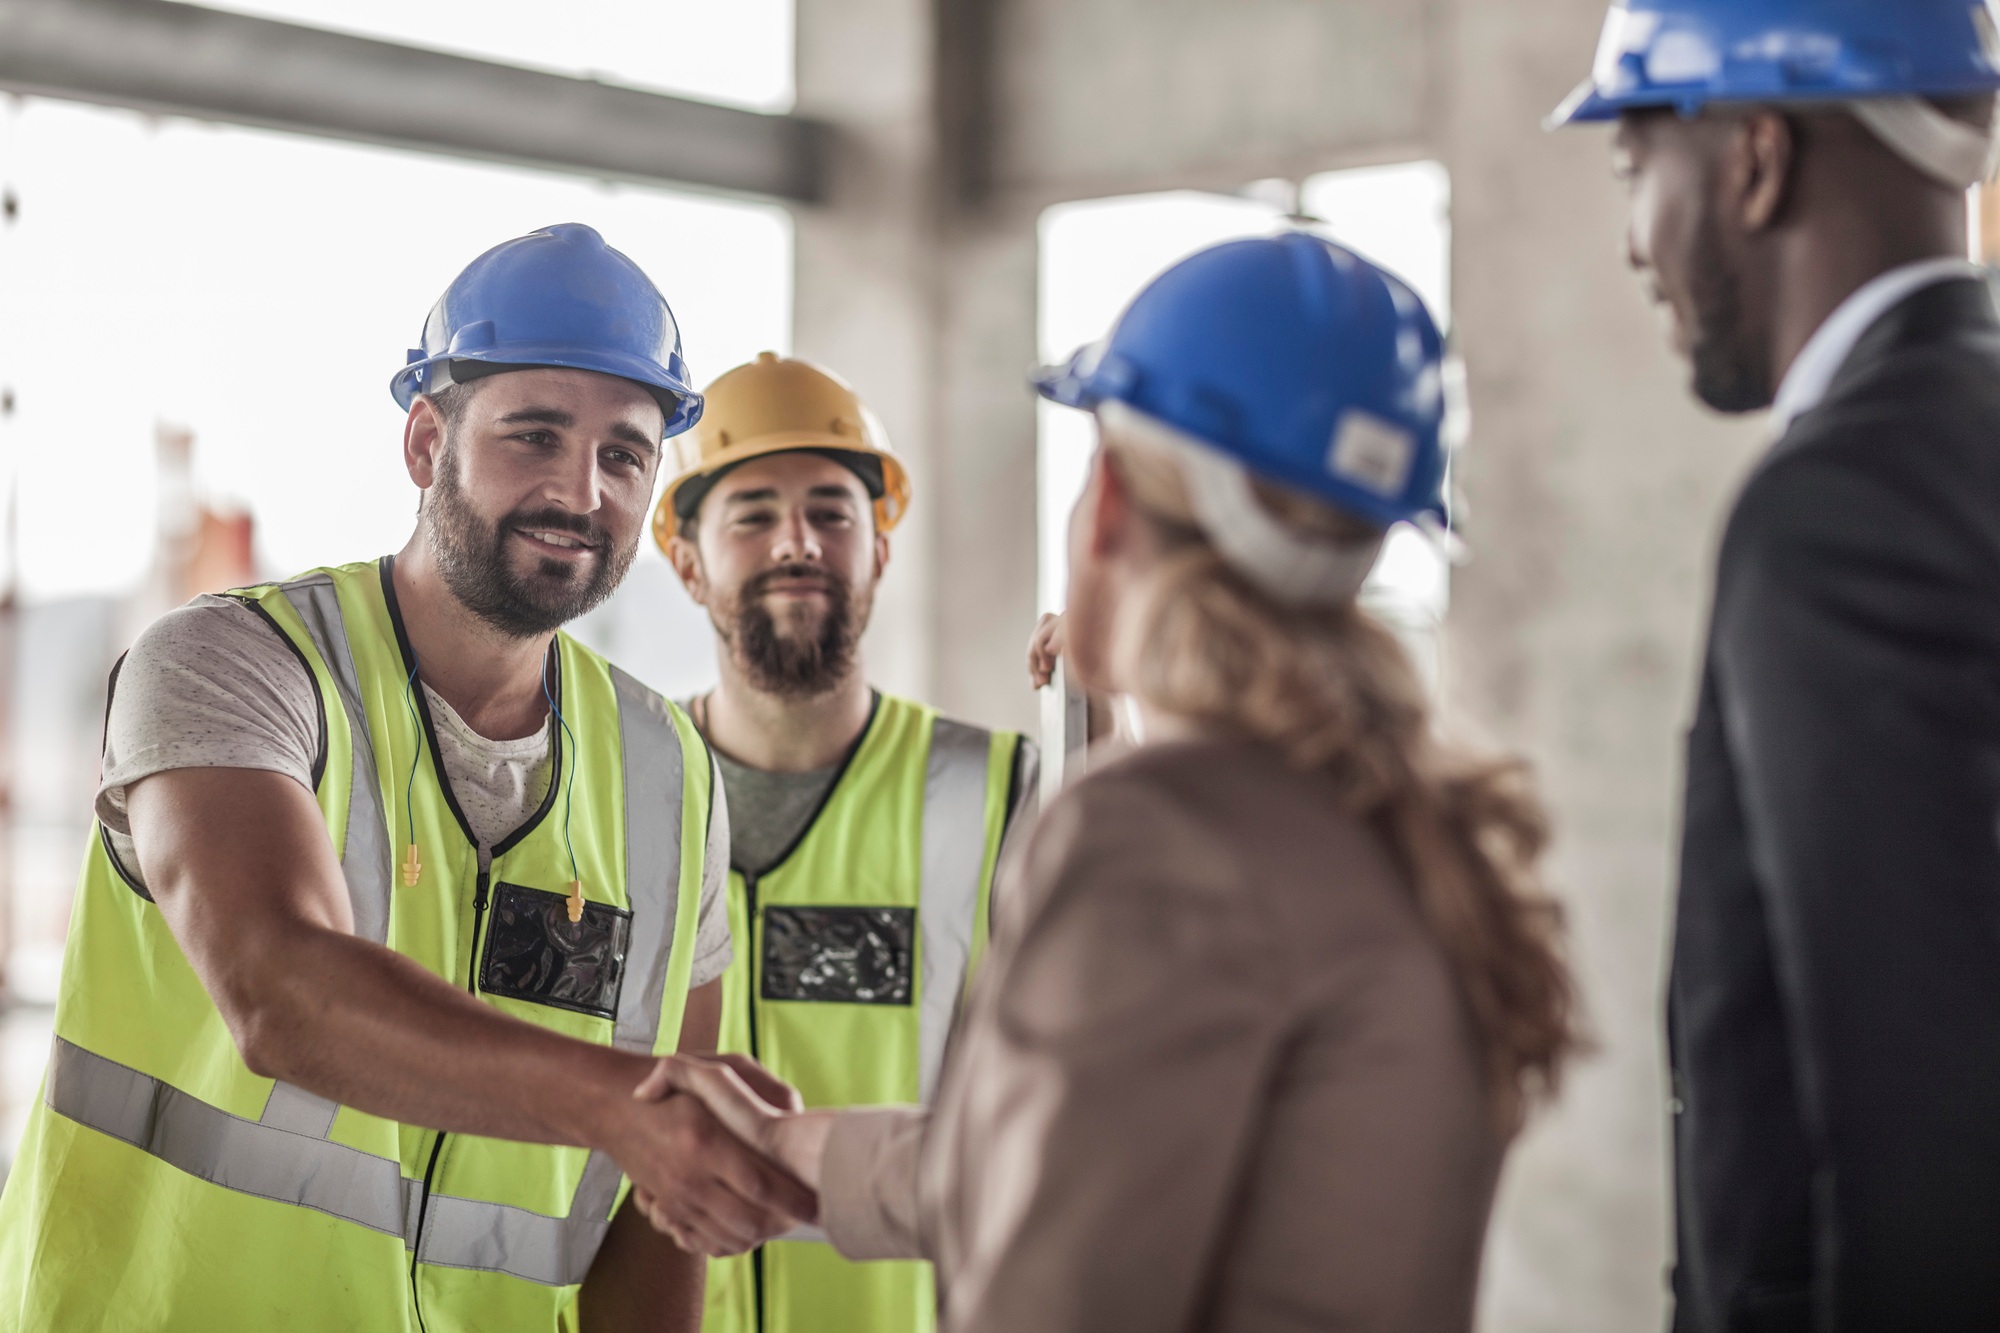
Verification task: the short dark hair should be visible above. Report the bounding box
[425,379,479,435]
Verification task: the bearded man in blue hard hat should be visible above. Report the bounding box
[0,223,815,1333]
[1554,3,2000,1328]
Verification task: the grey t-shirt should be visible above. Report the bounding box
[97,594,733,989]
[694,697,1041,879]
[709,748,842,877]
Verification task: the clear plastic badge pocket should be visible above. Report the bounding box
[761,906,915,1005]
[480,881,631,1020]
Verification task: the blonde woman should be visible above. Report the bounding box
[639,233,1581,1332]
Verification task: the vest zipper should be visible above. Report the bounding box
[409,866,492,1332]
[467,867,492,991]
[705,696,877,1333]
[741,869,766,1333]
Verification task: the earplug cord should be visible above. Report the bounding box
[397,648,581,906]
[542,651,582,890]
[402,661,423,870]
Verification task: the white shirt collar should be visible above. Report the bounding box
[1769,257,1987,436]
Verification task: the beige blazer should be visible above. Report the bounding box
[819,737,1506,1332]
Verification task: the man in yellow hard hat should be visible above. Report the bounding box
[650,352,1034,1333]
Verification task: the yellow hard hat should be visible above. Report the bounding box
[652,351,911,551]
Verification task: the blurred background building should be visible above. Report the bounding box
[0,0,1988,1327]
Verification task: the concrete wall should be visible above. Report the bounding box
[986,0,1434,199]
[791,0,945,709]
[793,0,1771,1326]
[1437,2,1768,1326]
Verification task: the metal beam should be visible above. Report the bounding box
[0,0,827,202]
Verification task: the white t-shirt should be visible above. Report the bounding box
[95,594,733,989]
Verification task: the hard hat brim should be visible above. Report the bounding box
[653,433,911,553]
[1546,78,1622,127]
[1548,76,2000,130]
[392,347,703,436]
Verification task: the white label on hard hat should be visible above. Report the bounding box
[1645,29,1720,85]
[1327,411,1415,497]
[1593,4,1660,93]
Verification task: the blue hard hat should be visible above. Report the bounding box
[390,223,702,437]
[1035,232,1448,533]
[1551,0,2000,125]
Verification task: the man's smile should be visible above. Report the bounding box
[514,526,598,557]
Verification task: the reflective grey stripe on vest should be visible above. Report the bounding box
[414,664,688,1287]
[50,641,695,1289]
[605,666,687,1055]
[918,718,997,1104]
[242,574,399,1140]
[46,1036,412,1233]
[279,573,395,948]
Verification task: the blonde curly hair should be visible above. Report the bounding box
[1100,421,1584,1134]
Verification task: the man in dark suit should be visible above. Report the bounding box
[1553,2,2000,1329]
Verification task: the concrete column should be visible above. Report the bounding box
[931,210,1041,732]
[792,0,942,708]
[1437,0,1767,1326]
[793,0,1042,735]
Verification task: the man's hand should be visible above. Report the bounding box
[624,1053,833,1255]
[605,1089,818,1257]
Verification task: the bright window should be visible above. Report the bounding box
[0,0,795,1169]
[0,96,789,1018]
[0,98,791,599]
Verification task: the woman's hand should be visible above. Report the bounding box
[629,1053,834,1248]
[1027,613,1066,689]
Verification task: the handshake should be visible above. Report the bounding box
[608,1052,833,1256]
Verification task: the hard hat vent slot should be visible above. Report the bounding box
[447,321,497,354]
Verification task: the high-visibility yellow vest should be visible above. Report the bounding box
[0,558,714,1333]
[703,694,1022,1333]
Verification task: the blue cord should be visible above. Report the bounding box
[401,650,577,888]
[401,662,423,850]
[542,652,581,886]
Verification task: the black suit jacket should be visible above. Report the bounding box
[1672,277,2000,1332]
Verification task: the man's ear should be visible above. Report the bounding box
[405,398,446,490]
[1733,110,1796,233]
[667,533,710,607]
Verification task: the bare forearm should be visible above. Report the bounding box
[128,767,649,1147]
[128,768,812,1250]
[236,923,649,1147]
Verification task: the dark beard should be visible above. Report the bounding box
[425,444,634,637]
[722,563,861,698]
[1686,200,1774,414]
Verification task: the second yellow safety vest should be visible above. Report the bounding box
[0,558,714,1333]
[703,692,1023,1333]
